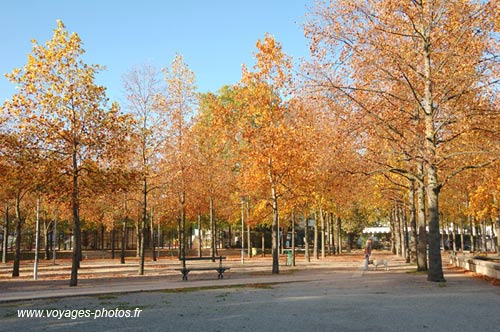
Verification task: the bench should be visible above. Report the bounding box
[176,256,230,281]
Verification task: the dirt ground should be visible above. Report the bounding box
[0,251,499,332]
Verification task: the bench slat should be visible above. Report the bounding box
[179,256,227,261]
[175,267,230,271]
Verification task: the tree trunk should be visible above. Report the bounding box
[52,211,57,265]
[393,206,401,256]
[422,9,445,281]
[403,204,410,263]
[43,219,50,260]
[398,205,404,257]
[452,223,457,253]
[136,221,141,257]
[210,196,216,258]
[271,184,279,274]
[390,214,396,254]
[34,195,40,280]
[493,194,499,253]
[330,212,335,255]
[441,226,445,250]
[426,169,445,282]
[180,191,186,261]
[320,207,325,259]
[177,217,182,259]
[313,211,318,259]
[100,224,104,250]
[12,193,24,277]
[325,212,330,255]
[481,220,487,253]
[111,220,115,260]
[460,222,465,253]
[158,222,162,254]
[304,213,310,262]
[138,177,147,275]
[240,199,245,261]
[445,224,450,251]
[197,214,202,257]
[261,232,265,257]
[70,149,82,286]
[121,217,126,264]
[471,219,477,253]
[336,216,342,255]
[291,210,296,266]
[2,204,9,264]
[416,162,428,271]
[493,218,499,253]
[247,223,251,259]
[409,179,417,263]
[151,207,156,261]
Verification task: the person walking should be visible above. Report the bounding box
[364,238,372,271]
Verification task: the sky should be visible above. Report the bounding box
[0,0,313,105]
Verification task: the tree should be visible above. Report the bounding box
[0,134,36,276]
[305,0,499,282]
[190,89,238,257]
[233,34,295,274]
[122,63,164,275]
[161,54,197,260]
[4,20,127,286]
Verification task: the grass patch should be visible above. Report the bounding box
[0,298,59,309]
[1,310,17,318]
[116,304,150,311]
[406,270,428,275]
[162,282,282,294]
[250,269,298,276]
[162,284,244,294]
[95,294,118,300]
[99,301,114,305]
[248,283,276,289]
[0,302,30,308]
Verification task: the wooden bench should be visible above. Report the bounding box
[176,256,230,281]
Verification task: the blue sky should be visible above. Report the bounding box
[1,0,312,105]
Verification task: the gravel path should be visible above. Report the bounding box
[0,255,499,332]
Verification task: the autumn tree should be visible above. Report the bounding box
[122,63,165,274]
[305,0,499,282]
[4,20,128,286]
[190,89,238,257]
[231,34,296,274]
[161,54,197,260]
[468,168,500,252]
[0,132,39,276]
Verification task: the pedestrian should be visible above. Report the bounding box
[364,238,372,271]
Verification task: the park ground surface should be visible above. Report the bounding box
[0,251,499,332]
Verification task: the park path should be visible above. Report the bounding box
[0,251,496,302]
[1,251,400,302]
[0,253,498,332]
